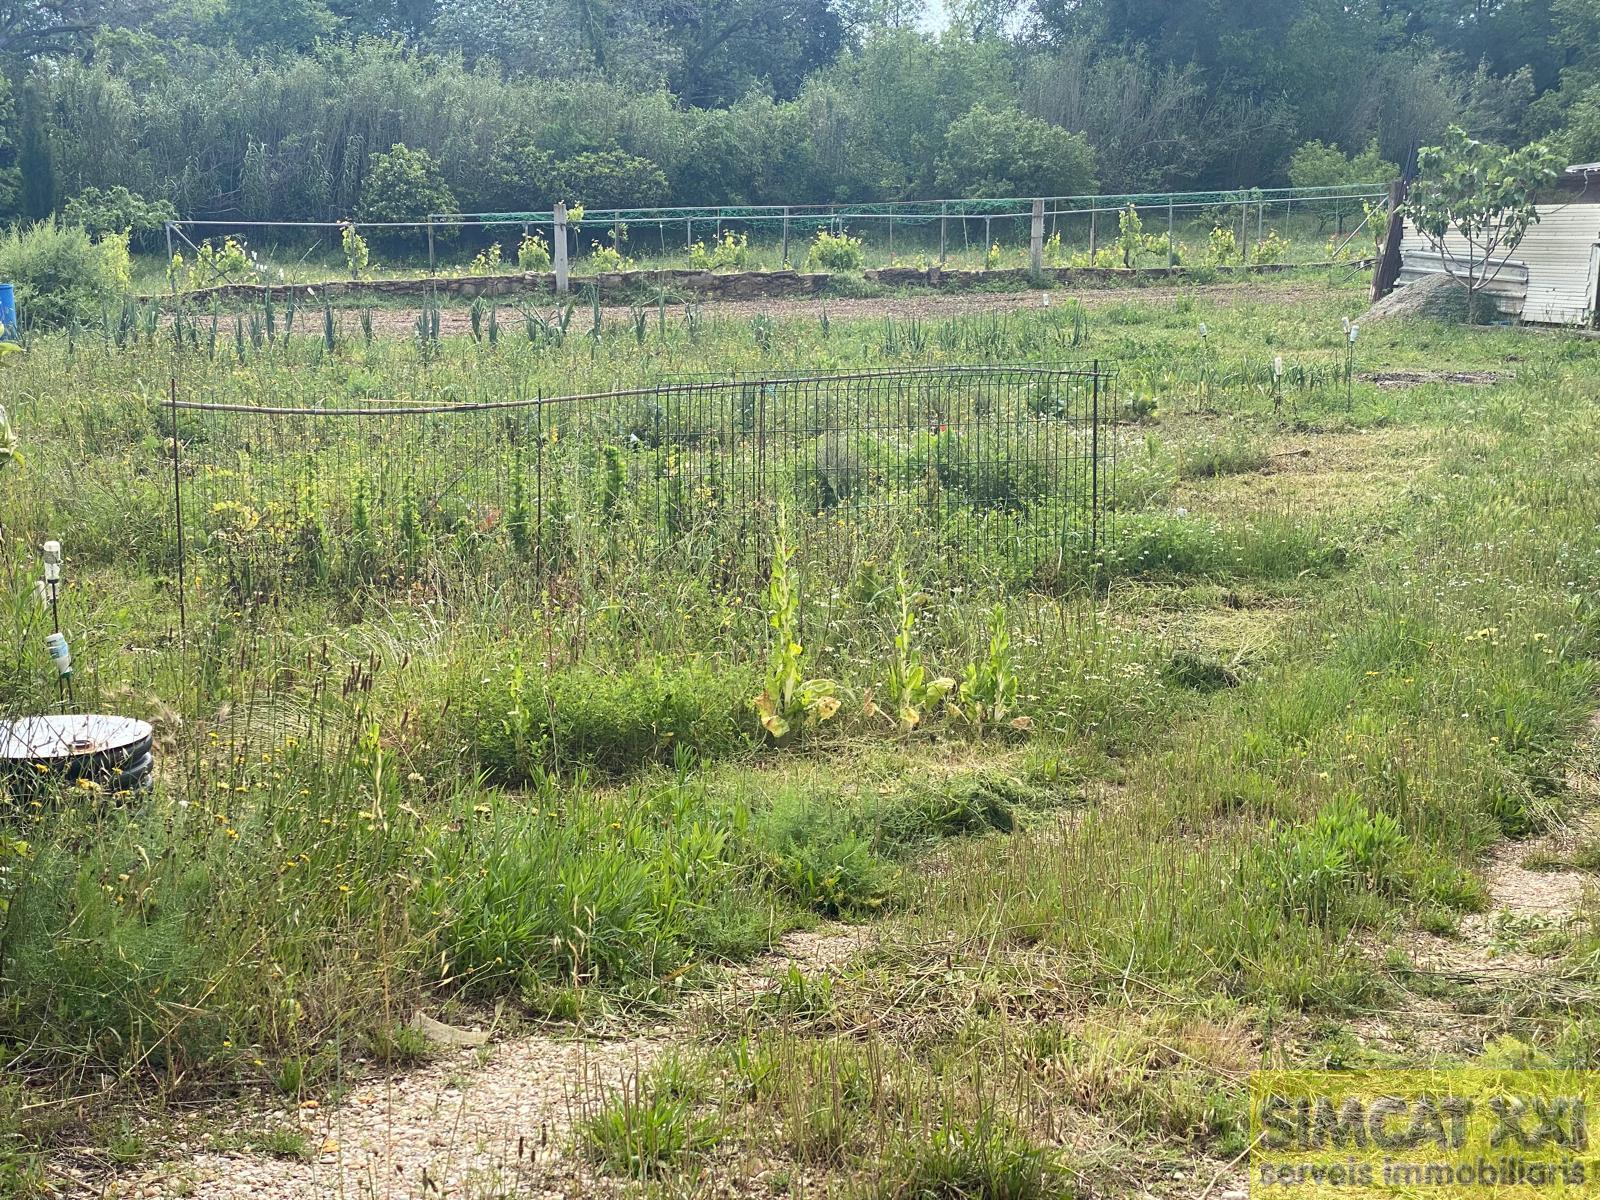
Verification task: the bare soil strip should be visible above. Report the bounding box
[353,281,1334,339]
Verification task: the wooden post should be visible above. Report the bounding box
[1029,198,1045,273]
[553,202,569,296]
[165,222,176,294]
[781,207,790,267]
[1370,179,1407,302]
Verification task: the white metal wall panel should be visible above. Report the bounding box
[1399,207,1600,326]
[1520,209,1600,324]
[1589,244,1600,329]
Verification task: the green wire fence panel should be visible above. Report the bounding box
[166,365,1117,604]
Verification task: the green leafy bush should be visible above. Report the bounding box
[688,232,750,272]
[1249,796,1410,926]
[934,103,1096,197]
[804,230,865,273]
[517,231,552,271]
[1287,139,1397,188]
[358,144,457,235]
[555,147,670,209]
[588,243,632,272]
[421,782,754,991]
[60,186,176,246]
[751,795,895,916]
[0,221,131,330]
[340,222,370,278]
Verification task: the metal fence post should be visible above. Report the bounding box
[165,222,176,294]
[1030,199,1045,273]
[1090,361,1101,557]
[939,203,948,267]
[1167,201,1175,270]
[553,202,569,296]
[781,206,790,267]
[1088,208,1097,260]
[427,217,436,275]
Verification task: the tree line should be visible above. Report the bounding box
[1,0,1598,231]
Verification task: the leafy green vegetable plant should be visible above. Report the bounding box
[753,512,840,742]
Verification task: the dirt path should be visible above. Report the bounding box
[354,279,1336,339]
[84,926,870,1200]
[1352,713,1600,1064]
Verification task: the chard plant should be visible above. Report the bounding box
[955,604,1020,732]
[869,564,954,733]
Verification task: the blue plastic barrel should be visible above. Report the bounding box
[0,284,14,340]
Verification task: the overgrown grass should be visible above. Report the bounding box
[3,274,1600,1193]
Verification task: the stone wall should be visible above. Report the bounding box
[164,259,1359,306]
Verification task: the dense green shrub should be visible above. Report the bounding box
[1287,139,1397,188]
[60,186,177,245]
[358,144,457,229]
[555,147,670,209]
[0,222,131,330]
[803,230,865,273]
[935,103,1097,197]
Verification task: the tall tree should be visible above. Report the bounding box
[17,75,51,218]
[0,0,154,58]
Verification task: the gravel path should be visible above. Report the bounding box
[103,1035,662,1200]
[85,926,871,1200]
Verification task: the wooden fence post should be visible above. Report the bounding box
[553,202,569,296]
[1370,179,1408,302]
[1030,199,1045,273]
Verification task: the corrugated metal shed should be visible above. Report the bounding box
[1398,205,1600,327]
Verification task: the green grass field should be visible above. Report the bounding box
[1,271,1598,1197]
